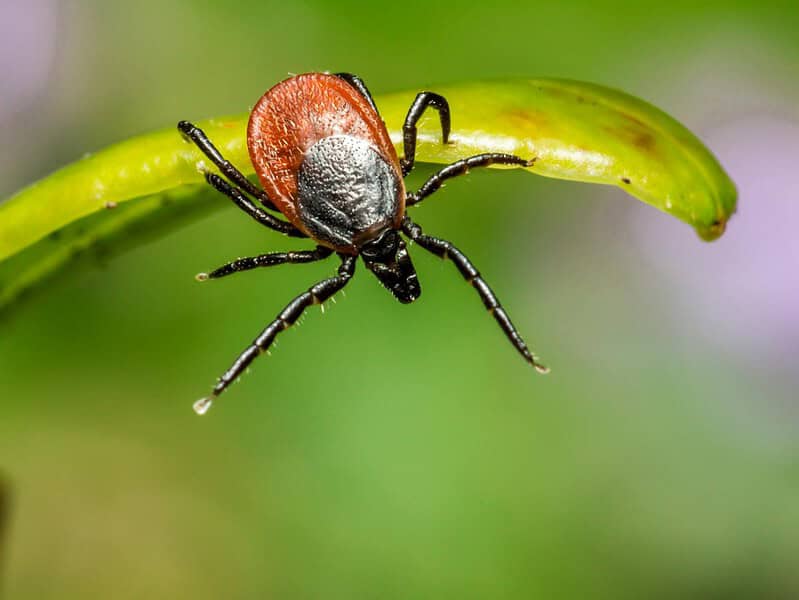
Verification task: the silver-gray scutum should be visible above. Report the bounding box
[296,135,401,249]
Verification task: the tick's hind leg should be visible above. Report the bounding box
[407,153,535,207]
[193,254,357,414]
[401,216,548,374]
[178,120,279,212]
[196,246,333,281]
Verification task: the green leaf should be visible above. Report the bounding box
[0,78,736,314]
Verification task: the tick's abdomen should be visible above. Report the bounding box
[246,73,406,253]
[296,135,400,249]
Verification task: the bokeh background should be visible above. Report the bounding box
[1,0,798,598]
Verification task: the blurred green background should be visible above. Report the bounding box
[1,1,798,598]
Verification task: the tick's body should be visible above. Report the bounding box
[179,72,547,414]
[248,74,405,252]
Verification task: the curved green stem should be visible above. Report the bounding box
[0,78,736,314]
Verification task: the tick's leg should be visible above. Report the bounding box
[193,254,357,414]
[402,216,548,374]
[196,246,333,281]
[334,72,379,114]
[401,92,451,177]
[205,173,305,238]
[177,120,279,212]
[407,153,535,207]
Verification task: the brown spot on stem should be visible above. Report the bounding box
[621,113,647,128]
[632,131,656,152]
[696,218,727,242]
[504,108,550,135]
[604,122,659,157]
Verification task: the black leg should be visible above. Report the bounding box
[334,72,379,115]
[193,254,357,414]
[401,92,451,177]
[178,120,280,213]
[196,246,333,280]
[407,153,536,207]
[205,173,305,238]
[402,216,548,374]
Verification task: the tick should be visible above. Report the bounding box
[179,72,548,414]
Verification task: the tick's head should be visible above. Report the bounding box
[360,229,420,304]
